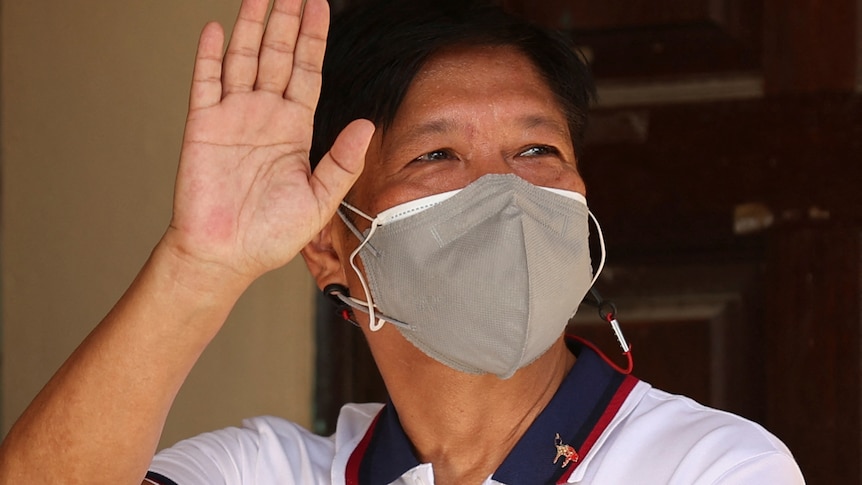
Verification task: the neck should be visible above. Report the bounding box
[369,332,576,485]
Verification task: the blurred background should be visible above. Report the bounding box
[2,1,860,484]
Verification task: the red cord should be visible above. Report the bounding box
[568,334,634,375]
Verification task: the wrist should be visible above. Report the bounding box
[151,228,256,307]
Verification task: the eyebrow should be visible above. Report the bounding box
[400,118,460,141]
[518,114,570,136]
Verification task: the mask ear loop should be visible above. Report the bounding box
[588,210,607,287]
[339,201,387,332]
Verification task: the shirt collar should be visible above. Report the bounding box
[349,339,637,485]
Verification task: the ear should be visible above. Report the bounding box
[300,219,349,291]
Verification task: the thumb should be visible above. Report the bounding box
[310,119,376,218]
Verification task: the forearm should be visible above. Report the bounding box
[0,0,368,480]
[0,237,252,485]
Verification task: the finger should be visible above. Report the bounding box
[222,0,269,95]
[189,22,226,111]
[284,0,328,109]
[311,119,375,217]
[255,0,303,94]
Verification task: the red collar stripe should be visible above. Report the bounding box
[345,411,382,485]
[557,374,639,484]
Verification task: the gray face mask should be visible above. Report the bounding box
[336,173,597,379]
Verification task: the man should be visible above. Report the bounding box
[0,0,804,483]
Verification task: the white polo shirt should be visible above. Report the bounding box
[147,342,804,484]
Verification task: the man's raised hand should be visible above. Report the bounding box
[167,0,373,284]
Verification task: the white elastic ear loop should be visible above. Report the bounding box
[589,210,607,287]
[340,201,387,332]
[541,186,603,285]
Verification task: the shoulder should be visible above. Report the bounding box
[575,382,804,484]
[631,386,793,457]
[148,404,384,485]
[147,415,332,485]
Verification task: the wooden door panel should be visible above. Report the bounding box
[505,0,762,79]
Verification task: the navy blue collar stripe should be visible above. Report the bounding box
[346,412,382,485]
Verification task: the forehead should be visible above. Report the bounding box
[380,45,571,150]
[399,44,563,119]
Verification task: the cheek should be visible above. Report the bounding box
[552,168,586,194]
[511,161,586,195]
[353,176,459,216]
[346,135,387,212]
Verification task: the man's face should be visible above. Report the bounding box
[348,45,586,217]
[325,44,587,305]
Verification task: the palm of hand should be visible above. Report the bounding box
[174,93,319,276]
[165,0,373,281]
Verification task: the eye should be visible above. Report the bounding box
[519,145,559,157]
[413,149,456,162]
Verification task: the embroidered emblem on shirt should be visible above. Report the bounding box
[553,433,579,468]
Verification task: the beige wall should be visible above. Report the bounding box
[1,1,316,449]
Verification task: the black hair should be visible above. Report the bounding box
[310,0,596,168]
